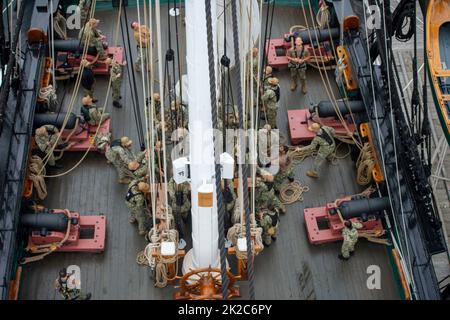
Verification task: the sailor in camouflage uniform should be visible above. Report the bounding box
[257,205,279,247]
[126,181,150,235]
[221,179,236,230]
[255,171,286,214]
[296,123,336,179]
[168,177,191,221]
[273,145,295,194]
[287,37,311,94]
[339,220,363,260]
[79,18,106,60]
[131,22,151,72]
[261,77,280,129]
[105,136,135,184]
[109,58,125,108]
[165,100,188,143]
[35,125,69,167]
[80,95,110,126]
[262,66,273,90]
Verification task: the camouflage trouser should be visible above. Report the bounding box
[341,239,356,258]
[88,108,110,126]
[111,161,133,180]
[90,38,106,58]
[312,144,336,174]
[80,10,88,27]
[266,107,277,128]
[127,203,147,233]
[271,194,285,213]
[47,153,56,166]
[136,46,148,69]
[171,200,191,220]
[274,166,294,192]
[256,191,285,213]
[111,79,122,101]
[262,224,279,246]
[290,67,306,87]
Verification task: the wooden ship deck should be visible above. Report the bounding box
[19,5,399,300]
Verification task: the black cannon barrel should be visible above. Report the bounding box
[20,213,68,231]
[309,100,365,117]
[285,28,340,45]
[33,112,78,130]
[338,197,390,220]
[53,39,98,56]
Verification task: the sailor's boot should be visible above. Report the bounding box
[301,83,307,95]
[306,170,319,178]
[290,81,297,91]
[113,100,122,108]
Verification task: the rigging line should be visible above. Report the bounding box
[173,0,183,109]
[231,0,255,301]
[379,0,417,295]
[44,0,123,178]
[38,0,98,169]
[123,3,145,149]
[362,0,415,297]
[248,0,255,221]
[0,0,24,136]
[136,0,150,153]
[204,0,229,300]
[50,0,56,89]
[144,0,157,222]
[119,8,142,150]
[304,0,362,149]
[155,0,170,228]
[323,7,363,145]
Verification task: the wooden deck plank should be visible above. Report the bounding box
[19,5,398,300]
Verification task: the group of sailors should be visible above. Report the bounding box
[43,5,353,295]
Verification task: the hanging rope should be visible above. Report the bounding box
[301,0,362,149]
[37,0,98,173]
[231,0,255,300]
[204,0,229,300]
[28,155,47,200]
[42,0,123,178]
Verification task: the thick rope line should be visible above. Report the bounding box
[38,0,98,173]
[43,0,123,178]
[231,0,255,301]
[204,0,229,300]
[155,0,170,228]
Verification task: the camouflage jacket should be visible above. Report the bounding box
[126,180,146,208]
[110,63,122,81]
[342,221,363,245]
[303,126,336,156]
[261,86,279,110]
[287,45,309,69]
[35,125,59,153]
[110,145,135,165]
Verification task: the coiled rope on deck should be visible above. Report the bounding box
[279,181,309,204]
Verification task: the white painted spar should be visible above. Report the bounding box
[182,0,220,273]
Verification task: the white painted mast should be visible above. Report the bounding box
[182,0,220,272]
